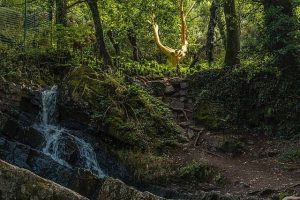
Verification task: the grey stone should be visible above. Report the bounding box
[165,85,176,95]
[170,99,185,110]
[0,159,88,200]
[180,82,188,89]
[179,90,187,96]
[97,177,166,200]
[187,129,195,139]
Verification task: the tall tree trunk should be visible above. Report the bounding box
[48,0,54,21]
[190,45,206,68]
[127,29,142,61]
[263,0,298,77]
[223,0,240,67]
[107,30,121,56]
[55,0,67,48]
[216,4,227,50]
[206,0,218,66]
[55,0,67,26]
[86,0,112,66]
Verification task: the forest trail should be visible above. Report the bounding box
[143,77,300,196]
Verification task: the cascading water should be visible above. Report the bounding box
[33,86,105,178]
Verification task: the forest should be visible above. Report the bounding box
[0,0,299,200]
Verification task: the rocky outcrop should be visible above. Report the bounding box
[0,159,167,200]
[0,159,88,200]
[98,178,166,200]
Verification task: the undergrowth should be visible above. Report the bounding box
[66,66,181,151]
[190,67,299,137]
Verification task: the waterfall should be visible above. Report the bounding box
[34,86,105,178]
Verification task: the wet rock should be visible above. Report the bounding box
[70,169,105,199]
[0,136,73,187]
[22,127,45,149]
[0,112,9,130]
[0,136,31,169]
[61,136,80,166]
[19,91,40,122]
[2,120,45,150]
[0,159,88,200]
[2,119,23,138]
[59,103,91,130]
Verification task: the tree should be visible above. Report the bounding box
[127,28,142,61]
[206,0,218,66]
[107,30,121,56]
[223,0,240,67]
[56,0,68,26]
[86,0,112,66]
[149,0,192,72]
[262,0,299,77]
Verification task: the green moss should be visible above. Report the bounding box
[116,150,174,183]
[178,161,214,183]
[66,66,180,152]
[190,67,299,136]
[280,149,300,163]
[193,102,225,130]
[218,139,245,156]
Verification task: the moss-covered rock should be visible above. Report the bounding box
[64,67,181,152]
[98,177,166,200]
[0,159,88,200]
[194,101,225,130]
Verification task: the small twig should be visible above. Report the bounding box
[67,0,86,9]
[186,1,197,17]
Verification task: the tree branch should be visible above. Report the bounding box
[67,0,86,10]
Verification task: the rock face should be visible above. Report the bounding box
[98,178,165,200]
[0,159,166,200]
[0,159,88,200]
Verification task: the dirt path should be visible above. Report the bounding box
[171,142,300,195]
[143,77,300,197]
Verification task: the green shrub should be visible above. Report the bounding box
[191,67,299,136]
[66,66,181,151]
[179,161,213,183]
[280,149,300,162]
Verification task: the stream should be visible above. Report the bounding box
[33,86,105,177]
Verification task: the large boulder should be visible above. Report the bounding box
[0,159,88,200]
[2,119,45,150]
[97,177,166,200]
[70,169,105,199]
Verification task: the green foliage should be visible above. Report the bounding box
[280,149,300,163]
[191,66,299,136]
[263,2,299,69]
[66,66,181,151]
[179,161,214,183]
[117,150,173,183]
[218,138,245,155]
[120,60,197,78]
